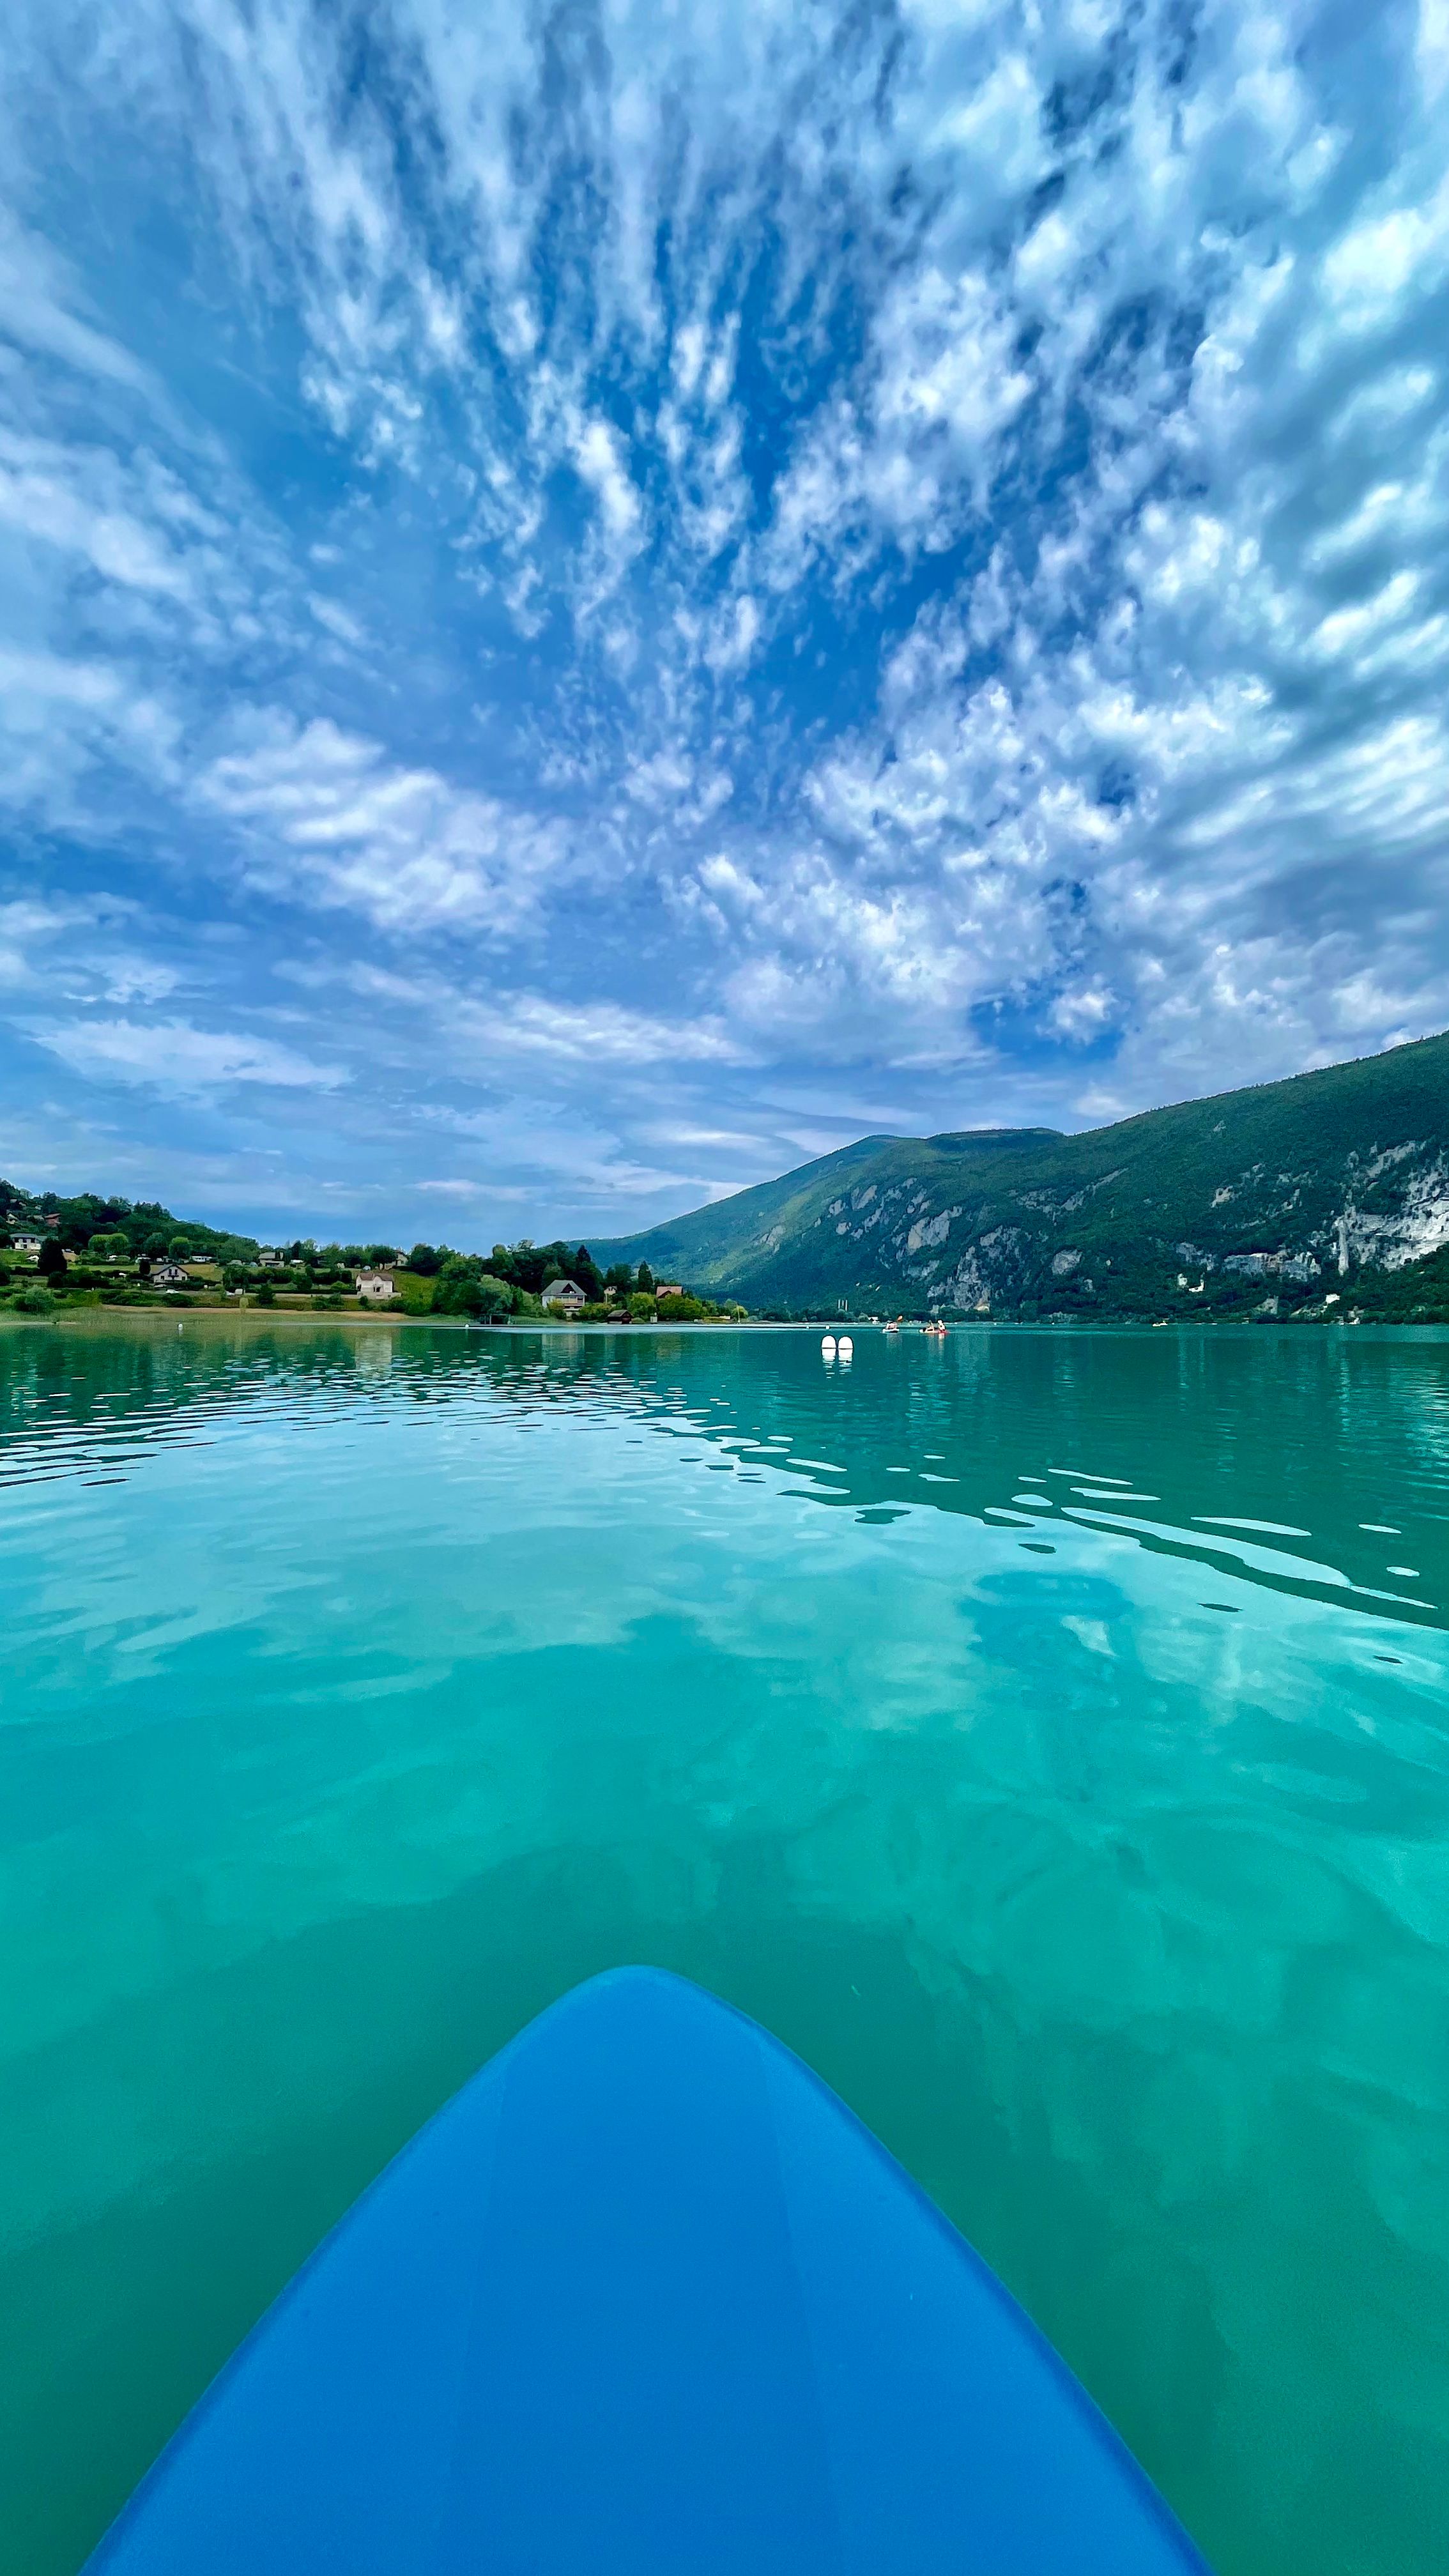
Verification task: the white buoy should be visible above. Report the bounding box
[821,1334,836,1358]
[838,1334,854,1360]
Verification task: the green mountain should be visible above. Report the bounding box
[595,1032,1449,1321]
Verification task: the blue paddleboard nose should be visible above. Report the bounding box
[86,1966,1209,2572]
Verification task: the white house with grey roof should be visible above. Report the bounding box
[541,1277,586,1311]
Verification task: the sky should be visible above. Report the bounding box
[3,0,1448,1245]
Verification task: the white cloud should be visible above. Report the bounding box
[92,956,183,1007]
[572,417,642,548]
[335,965,749,1070]
[22,1015,344,1094]
[197,717,571,935]
[763,266,1032,581]
[468,995,746,1068]
[0,646,124,711]
[0,209,158,397]
[307,593,366,647]
[0,431,194,597]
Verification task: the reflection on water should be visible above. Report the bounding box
[2,1315,1445,1626]
[1,1316,1447,2576]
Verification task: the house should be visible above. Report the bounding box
[12,1235,43,1257]
[257,1248,282,1266]
[356,1271,396,1301]
[541,1277,586,1312]
[152,1262,190,1286]
[656,1283,684,1300]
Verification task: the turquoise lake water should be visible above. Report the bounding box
[2,1314,1447,2575]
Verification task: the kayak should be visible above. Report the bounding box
[84,1967,1208,2572]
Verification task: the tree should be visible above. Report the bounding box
[573,1245,605,1298]
[408,1243,442,1276]
[636,1261,654,1292]
[433,1269,509,1317]
[38,1239,68,1280]
[605,1262,632,1291]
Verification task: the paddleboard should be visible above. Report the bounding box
[84,1968,1208,2573]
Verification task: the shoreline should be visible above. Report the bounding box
[4,1307,1447,1340]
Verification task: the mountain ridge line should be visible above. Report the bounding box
[592,1029,1449,1321]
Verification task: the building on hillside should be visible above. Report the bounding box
[258,1248,282,1266]
[541,1278,586,1312]
[656,1283,684,1299]
[356,1271,396,1301]
[152,1262,190,1286]
[12,1235,43,1257]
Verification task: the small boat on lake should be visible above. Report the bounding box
[85,1970,1208,2575]
[820,1334,836,1357]
[837,1335,854,1360]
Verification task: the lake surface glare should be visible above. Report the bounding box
[2,1316,1447,2576]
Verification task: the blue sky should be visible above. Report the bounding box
[3,0,1448,1244]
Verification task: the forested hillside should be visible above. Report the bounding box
[0,1187,261,1264]
[595,1033,1449,1321]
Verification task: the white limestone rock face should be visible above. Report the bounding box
[930,1226,1032,1311]
[905,1206,960,1256]
[1335,1153,1449,1269]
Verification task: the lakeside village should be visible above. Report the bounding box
[0,1193,746,1325]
